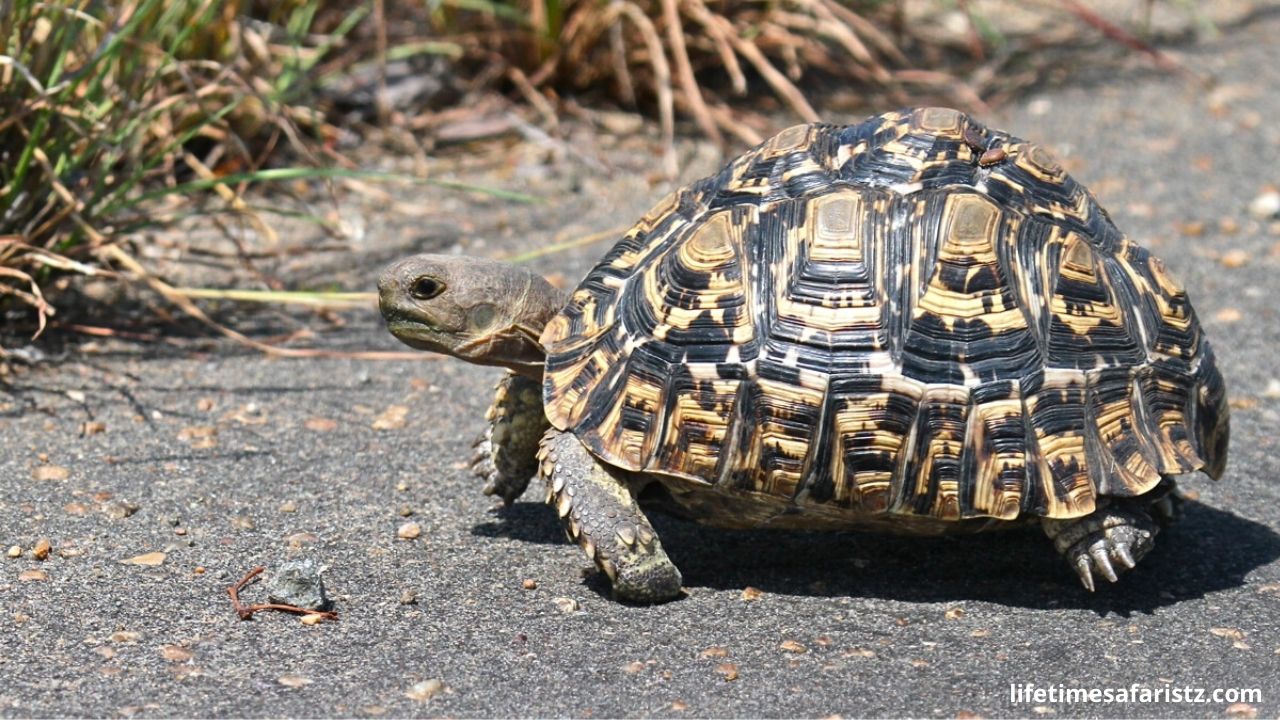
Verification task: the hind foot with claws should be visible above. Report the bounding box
[1042,504,1160,591]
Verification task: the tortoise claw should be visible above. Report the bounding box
[1044,503,1160,590]
[1113,543,1136,570]
[1074,555,1096,592]
[1089,542,1119,584]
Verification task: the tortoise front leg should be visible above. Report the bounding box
[538,429,683,603]
[472,373,549,504]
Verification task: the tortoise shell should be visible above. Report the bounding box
[540,107,1229,522]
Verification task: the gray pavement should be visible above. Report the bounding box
[3,12,1280,719]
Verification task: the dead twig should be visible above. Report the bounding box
[603,0,677,177]
[661,0,722,147]
[1059,0,1201,82]
[227,566,339,622]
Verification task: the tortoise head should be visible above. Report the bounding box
[377,254,565,378]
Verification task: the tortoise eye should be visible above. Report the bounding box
[410,276,445,300]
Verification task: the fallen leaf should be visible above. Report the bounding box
[700,646,728,658]
[121,551,166,567]
[1219,249,1251,268]
[223,404,268,425]
[178,425,217,440]
[1177,221,1205,237]
[1214,308,1243,323]
[779,640,807,654]
[1210,627,1245,641]
[160,645,193,662]
[372,405,409,430]
[304,418,338,432]
[277,673,313,689]
[1226,703,1258,719]
[32,465,70,481]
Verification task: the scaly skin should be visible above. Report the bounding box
[473,373,550,504]
[1041,481,1178,591]
[538,429,683,603]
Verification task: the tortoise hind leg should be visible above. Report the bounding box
[538,429,683,603]
[1041,480,1178,591]
[472,373,549,504]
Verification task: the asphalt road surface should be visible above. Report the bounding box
[3,10,1280,719]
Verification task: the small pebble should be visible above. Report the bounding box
[700,646,728,658]
[944,607,966,620]
[522,578,538,590]
[1248,190,1280,220]
[741,586,763,602]
[18,569,47,582]
[715,663,739,681]
[32,538,51,560]
[623,660,646,674]
[266,559,331,611]
[300,614,326,626]
[1219,249,1250,268]
[399,590,419,605]
[779,640,807,654]
[397,522,422,540]
[110,631,142,643]
[671,700,689,712]
[552,597,580,613]
[6,545,21,559]
[279,501,298,513]
[103,500,139,520]
[405,678,446,702]
[397,505,414,517]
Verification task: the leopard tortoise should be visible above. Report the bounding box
[378,107,1229,603]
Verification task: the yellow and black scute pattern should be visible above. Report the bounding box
[541,108,1229,523]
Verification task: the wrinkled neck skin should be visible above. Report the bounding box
[378,255,565,380]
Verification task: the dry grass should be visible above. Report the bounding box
[0,0,1208,356]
